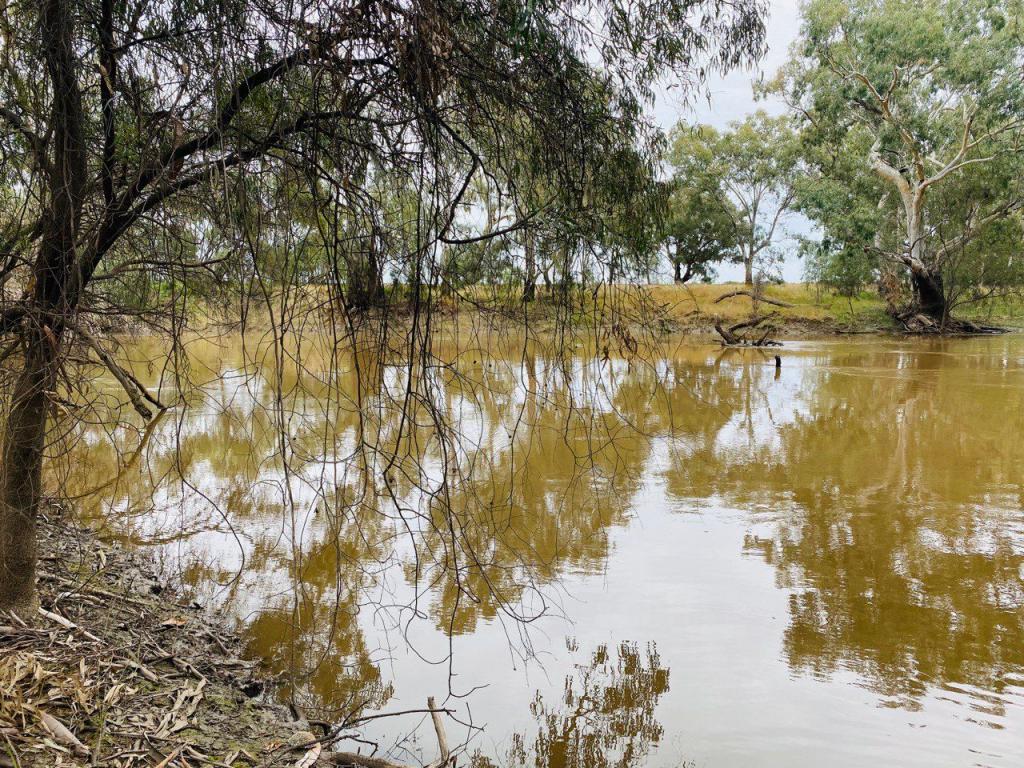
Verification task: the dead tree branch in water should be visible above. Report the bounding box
[74,325,168,420]
[714,315,782,346]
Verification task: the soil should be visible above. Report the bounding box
[0,502,419,768]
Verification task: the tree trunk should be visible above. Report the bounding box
[346,239,385,311]
[743,250,753,285]
[910,267,947,321]
[902,190,949,322]
[522,231,536,302]
[673,260,694,284]
[0,342,57,615]
[0,0,86,614]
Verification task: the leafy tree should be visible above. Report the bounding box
[668,112,799,285]
[0,0,766,614]
[663,177,741,283]
[777,0,1024,329]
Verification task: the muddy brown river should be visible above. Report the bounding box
[61,332,1024,767]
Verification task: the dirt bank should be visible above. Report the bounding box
[0,505,451,768]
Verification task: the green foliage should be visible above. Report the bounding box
[663,180,740,283]
[667,112,799,282]
[778,0,1024,315]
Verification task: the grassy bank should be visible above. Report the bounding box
[639,282,896,334]
[182,282,1024,342]
[375,282,1024,336]
[561,283,1024,336]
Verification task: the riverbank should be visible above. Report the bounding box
[0,505,441,768]
[527,283,1024,337]
[167,282,1024,344]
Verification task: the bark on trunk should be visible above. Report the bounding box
[346,239,385,311]
[902,189,949,322]
[673,260,694,284]
[743,251,753,286]
[910,268,947,321]
[0,342,57,615]
[0,0,86,614]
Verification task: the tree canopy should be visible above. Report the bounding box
[668,112,799,285]
[0,0,768,614]
[776,0,1024,327]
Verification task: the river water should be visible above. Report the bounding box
[61,332,1024,767]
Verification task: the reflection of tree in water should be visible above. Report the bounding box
[58,334,671,718]
[60,332,1024,723]
[240,492,395,720]
[662,343,1024,713]
[418,400,651,635]
[473,640,671,768]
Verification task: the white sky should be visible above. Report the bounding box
[652,0,809,282]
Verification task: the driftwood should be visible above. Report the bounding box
[305,697,454,768]
[322,752,412,768]
[713,315,782,347]
[894,310,1008,335]
[713,289,794,308]
[427,696,450,765]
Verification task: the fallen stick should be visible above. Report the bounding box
[39,571,160,609]
[320,752,412,768]
[38,606,103,643]
[426,697,450,767]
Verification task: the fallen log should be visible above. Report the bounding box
[427,696,451,766]
[75,325,169,420]
[713,315,782,347]
[321,752,411,768]
[713,289,794,308]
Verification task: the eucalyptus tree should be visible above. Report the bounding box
[663,170,741,283]
[668,112,799,285]
[0,0,766,615]
[777,0,1024,328]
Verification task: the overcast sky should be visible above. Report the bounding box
[652,0,809,282]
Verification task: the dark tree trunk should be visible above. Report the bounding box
[0,342,57,615]
[522,231,536,303]
[674,261,694,284]
[346,239,385,311]
[540,266,551,289]
[0,0,86,615]
[559,243,572,300]
[910,268,947,322]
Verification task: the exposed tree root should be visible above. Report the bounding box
[892,309,1008,335]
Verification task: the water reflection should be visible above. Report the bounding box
[56,332,1024,762]
[473,640,670,768]
[657,342,1024,717]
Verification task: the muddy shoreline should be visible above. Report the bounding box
[1,505,445,768]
